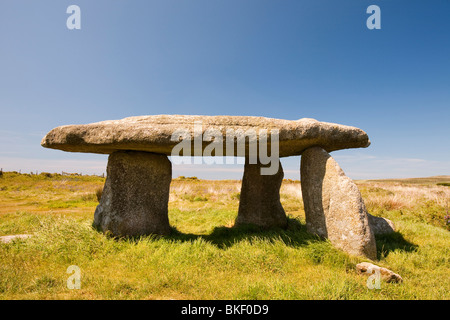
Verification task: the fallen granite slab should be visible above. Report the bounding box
[367,213,396,235]
[0,234,32,244]
[41,115,370,157]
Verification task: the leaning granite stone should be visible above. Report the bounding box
[356,262,403,283]
[300,146,377,260]
[235,158,287,229]
[93,151,172,237]
[41,115,370,157]
[367,213,396,235]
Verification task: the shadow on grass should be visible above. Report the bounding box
[166,218,419,259]
[165,217,320,249]
[102,217,419,259]
[375,231,418,259]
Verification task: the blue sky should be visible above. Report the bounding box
[0,0,449,179]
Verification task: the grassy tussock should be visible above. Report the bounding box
[0,172,449,299]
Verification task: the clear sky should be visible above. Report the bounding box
[1,0,449,179]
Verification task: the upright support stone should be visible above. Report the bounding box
[300,146,377,260]
[235,158,287,229]
[93,151,172,237]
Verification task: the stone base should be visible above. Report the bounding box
[93,151,172,237]
[301,147,377,260]
[235,158,287,229]
[367,213,396,235]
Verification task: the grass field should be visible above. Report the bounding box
[0,171,449,299]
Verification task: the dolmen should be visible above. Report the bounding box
[41,115,394,260]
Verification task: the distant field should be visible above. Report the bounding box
[364,175,450,185]
[0,171,449,299]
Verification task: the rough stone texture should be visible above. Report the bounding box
[93,151,172,237]
[356,262,403,283]
[235,158,287,229]
[0,234,32,244]
[300,146,377,260]
[367,213,396,235]
[41,115,370,157]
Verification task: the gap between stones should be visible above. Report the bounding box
[93,148,394,260]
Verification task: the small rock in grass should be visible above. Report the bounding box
[356,262,403,283]
[0,234,32,244]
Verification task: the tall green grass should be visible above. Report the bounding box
[1,210,448,299]
[0,173,449,299]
